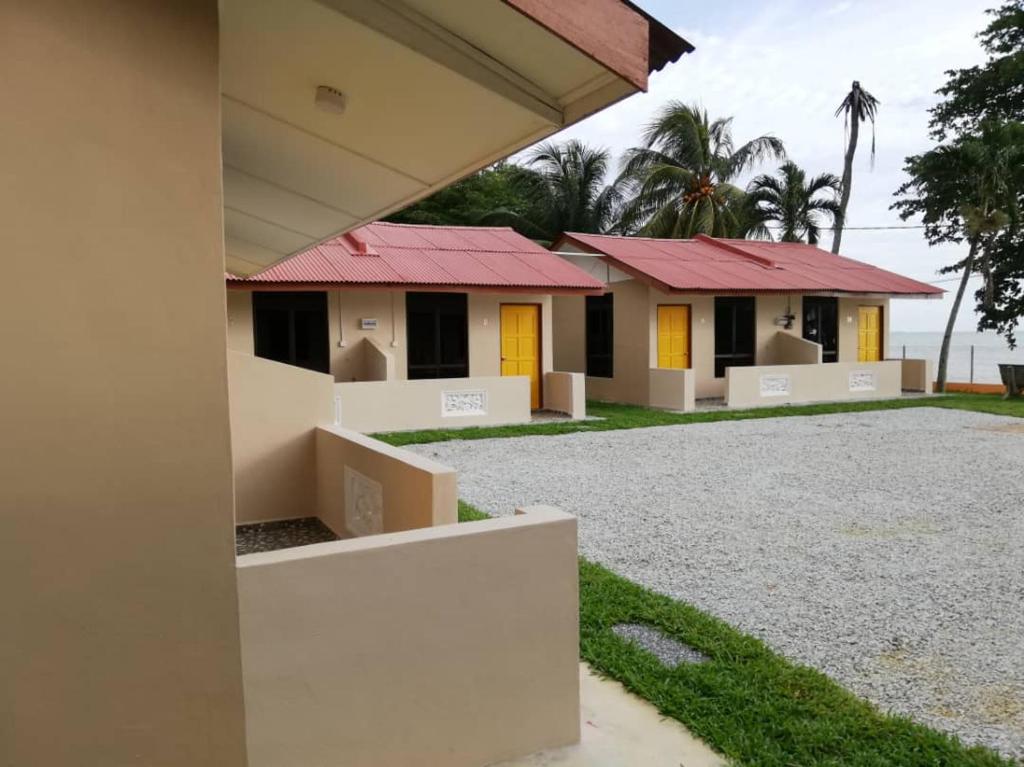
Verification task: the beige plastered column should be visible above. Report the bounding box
[0,1,248,764]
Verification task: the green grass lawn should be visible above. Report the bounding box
[457,501,1014,766]
[378,393,1024,446]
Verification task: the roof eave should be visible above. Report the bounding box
[226,280,604,296]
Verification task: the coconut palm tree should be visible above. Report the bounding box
[745,161,843,244]
[832,81,880,254]
[480,140,622,242]
[616,102,785,239]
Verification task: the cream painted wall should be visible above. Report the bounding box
[469,293,554,378]
[553,279,894,405]
[228,352,336,525]
[0,2,247,764]
[328,289,408,380]
[226,290,255,354]
[645,291,720,398]
[238,507,580,767]
[227,289,557,384]
[755,294,803,362]
[838,297,890,362]
[553,294,587,373]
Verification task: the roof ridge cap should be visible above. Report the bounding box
[694,233,777,269]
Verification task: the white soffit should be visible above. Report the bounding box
[219,0,637,275]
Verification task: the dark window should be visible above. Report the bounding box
[406,292,469,379]
[253,291,329,373]
[714,296,756,377]
[802,297,839,363]
[585,294,614,378]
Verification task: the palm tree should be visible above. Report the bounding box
[481,140,622,242]
[617,102,785,238]
[832,81,880,254]
[745,161,842,244]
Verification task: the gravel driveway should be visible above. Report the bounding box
[410,408,1024,759]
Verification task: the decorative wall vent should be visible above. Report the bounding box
[849,371,877,392]
[441,389,487,417]
[760,374,791,397]
[344,466,383,537]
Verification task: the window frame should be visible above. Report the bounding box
[405,291,470,379]
[713,296,756,378]
[585,293,614,378]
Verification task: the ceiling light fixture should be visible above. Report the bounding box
[315,85,347,115]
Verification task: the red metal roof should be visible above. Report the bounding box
[557,233,943,297]
[228,223,605,293]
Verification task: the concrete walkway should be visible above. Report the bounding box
[491,664,724,767]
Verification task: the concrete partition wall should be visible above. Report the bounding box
[316,425,457,536]
[362,337,395,381]
[901,358,933,392]
[770,332,823,365]
[238,507,580,767]
[544,372,586,418]
[726,360,902,408]
[0,2,248,764]
[336,376,531,433]
[648,368,696,411]
[228,352,336,524]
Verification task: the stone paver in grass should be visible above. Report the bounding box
[612,623,709,666]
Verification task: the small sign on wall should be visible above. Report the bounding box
[359,318,379,330]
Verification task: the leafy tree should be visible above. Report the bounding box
[893,121,1024,388]
[617,102,785,239]
[745,161,842,244]
[930,1,1024,140]
[480,140,623,241]
[832,81,880,254]
[912,1,1024,350]
[386,162,538,228]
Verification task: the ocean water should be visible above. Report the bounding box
[889,331,1024,384]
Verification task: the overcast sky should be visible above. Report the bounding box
[545,0,999,333]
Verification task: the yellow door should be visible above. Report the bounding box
[501,304,541,409]
[858,306,882,362]
[657,305,690,369]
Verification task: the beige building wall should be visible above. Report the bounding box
[838,297,890,361]
[554,276,895,405]
[238,507,580,767]
[228,352,336,524]
[328,289,409,380]
[553,293,587,372]
[227,289,557,383]
[552,280,650,404]
[469,293,555,378]
[0,2,248,764]
[644,291,720,398]
[227,289,255,354]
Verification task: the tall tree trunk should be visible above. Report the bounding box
[936,238,979,392]
[832,110,860,254]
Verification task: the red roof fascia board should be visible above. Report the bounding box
[502,0,692,91]
[228,222,606,294]
[558,232,943,296]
